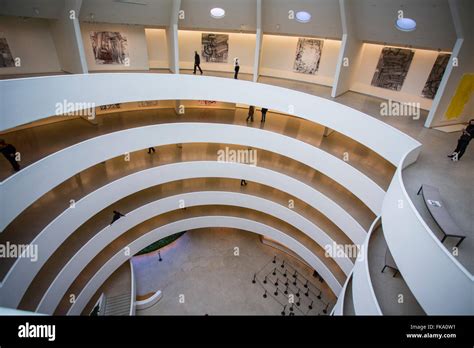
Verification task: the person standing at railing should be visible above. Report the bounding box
[260,108,268,123]
[193,51,203,75]
[246,105,255,123]
[0,139,20,171]
[234,57,240,79]
[448,119,473,161]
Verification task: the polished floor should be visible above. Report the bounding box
[128,228,333,315]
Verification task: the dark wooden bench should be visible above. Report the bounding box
[381,248,399,277]
[417,184,467,247]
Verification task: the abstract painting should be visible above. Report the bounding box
[201,33,229,63]
[371,47,414,91]
[0,38,15,68]
[293,38,324,74]
[422,53,451,99]
[90,31,129,65]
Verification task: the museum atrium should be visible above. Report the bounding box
[0,0,472,317]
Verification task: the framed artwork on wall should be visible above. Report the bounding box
[293,38,324,75]
[90,31,129,65]
[422,53,451,99]
[201,33,229,63]
[371,47,414,91]
[0,38,15,68]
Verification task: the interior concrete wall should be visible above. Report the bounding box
[0,16,61,75]
[144,28,169,69]
[178,30,256,74]
[260,34,341,87]
[350,43,447,110]
[80,21,150,71]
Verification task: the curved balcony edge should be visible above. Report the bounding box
[66,216,344,315]
[381,149,473,315]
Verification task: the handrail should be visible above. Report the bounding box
[0,123,383,232]
[381,149,473,314]
[0,74,421,166]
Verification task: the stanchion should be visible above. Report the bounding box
[323,303,328,314]
[263,290,267,298]
[281,305,286,316]
[263,276,267,284]
[281,260,285,268]
[304,289,309,297]
[272,268,276,276]
[317,289,322,300]
[284,285,289,295]
[252,273,256,284]
[304,280,308,288]
[158,251,162,262]
[293,274,297,286]
[274,288,279,296]
[272,256,276,264]
[308,300,313,310]
[274,278,279,287]
[296,289,300,298]
[293,270,297,278]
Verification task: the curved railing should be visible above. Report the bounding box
[331,272,353,316]
[381,149,474,315]
[37,191,351,314]
[351,217,382,315]
[1,161,361,309]
[67,216,343,315]
[0,123,383,232]
[0,74,421,166]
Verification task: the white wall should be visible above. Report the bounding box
[260,35,341,87]
[0,16,61,75]
[178,30,256,74]
[49,0,87,74]
[80,22,150,71]
[351,43,448,111]
[144,28,169,69]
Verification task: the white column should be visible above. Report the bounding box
[253,0,262,82]
[424,0,474,128]
[331,0,363,98]
[49,0,87,74]
[167,0,181,74]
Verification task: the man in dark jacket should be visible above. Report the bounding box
[194,51,203,75]
[110,210,125,225]
[448,119,473,161]
[0,139,20,171]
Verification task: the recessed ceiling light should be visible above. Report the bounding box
[210,7,225,19]
[395,17,416,32]
[295,11,311,23]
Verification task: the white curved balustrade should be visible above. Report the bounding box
[2,161,366,307]
[37,191,352,314]
[351,217,382,315]
[0,123,383,232]
[381,150,474,315]
[332,273,353,316]
[67,216,343,315]
[1,160,362,309]
[0,74,421,167]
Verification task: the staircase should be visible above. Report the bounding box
[104,293,131,316]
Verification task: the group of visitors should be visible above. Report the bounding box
[194,51,241,79]
[246,106,268,123]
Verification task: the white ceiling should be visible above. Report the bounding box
[79,0,173,26]
[179,0,257,32]
[262,0,342,39]
[0,0,460,50]
[353,0,456,51]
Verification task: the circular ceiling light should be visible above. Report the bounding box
[295,11,311,23]
[210,7,225,19]
[395,17,416,31]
